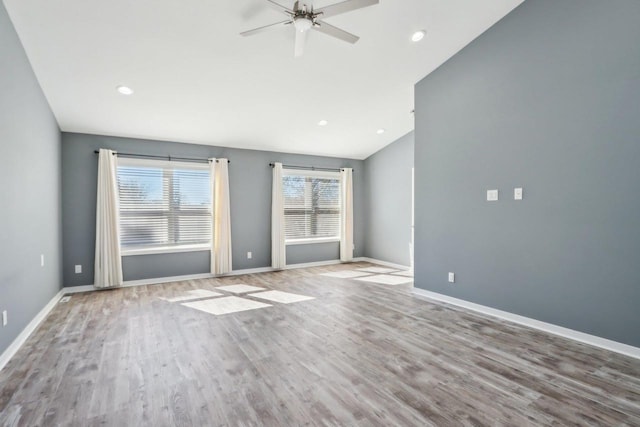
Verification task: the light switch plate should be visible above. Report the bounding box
[514,187,523,200]
[2,310,7,327]
[75,265,82,274]
[247,252,252,259]
[487,190,498,201]
[448,272,455,283]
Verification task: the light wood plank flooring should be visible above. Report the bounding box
[1,263,639,426]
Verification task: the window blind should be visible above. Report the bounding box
[116,158,211,252]
[282,171,341,241]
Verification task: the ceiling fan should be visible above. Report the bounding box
[240,0,379,57]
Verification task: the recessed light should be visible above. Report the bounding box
[116,85,134,95]
[411,30,426,42]
[376,129,385,134]
[318,120,328,126]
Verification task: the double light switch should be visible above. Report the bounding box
[487,188,523,201]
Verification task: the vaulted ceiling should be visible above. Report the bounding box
[4,0,523,159]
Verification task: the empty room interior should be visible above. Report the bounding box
[1,0,640,425]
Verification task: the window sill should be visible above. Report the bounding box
[122,244,211,257]
[285,237,340,246]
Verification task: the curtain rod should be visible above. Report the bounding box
[93,150,229,163]
[269,163,352,172]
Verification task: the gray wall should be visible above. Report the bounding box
[414,0,640,346]
[363,131,414,266]
[0,2,61,354]
[62,133,364,286]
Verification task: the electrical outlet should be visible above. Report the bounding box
[448,272,455,283]
[75,265,82,274]
[247,252,252,259]
[40,254,44,267]
[2,310,7,327]
[514,187,523,200]
[486,190,498,201]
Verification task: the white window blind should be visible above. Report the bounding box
[116,158,211,253]
[282,170,341,242]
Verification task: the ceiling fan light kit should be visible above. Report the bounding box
[294,16,313,32]
[241,0,379,57]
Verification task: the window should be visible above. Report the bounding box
[116,158,211,255]
[282,170,341,243]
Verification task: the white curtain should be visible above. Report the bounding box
[210,158,233,275]
[340,168,354,262]
[94,149,123,288]
[271,162,286,269]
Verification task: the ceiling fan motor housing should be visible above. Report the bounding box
[240,0,380,56]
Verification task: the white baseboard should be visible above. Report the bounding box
[412,288,640,360]
[62,259,353,293]
[62,284,100,294]
[354,257,411,271]
[121,273,215,288]
[284,259,347,270]
[64,274,218,293]
[0,289,65,374]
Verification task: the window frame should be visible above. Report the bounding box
[282,169,342,245]
[116,157,212,256]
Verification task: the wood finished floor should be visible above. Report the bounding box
[1,262,639,426]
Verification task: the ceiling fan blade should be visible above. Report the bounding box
[266,0,294,15]
[315,0,378,19]
[294,29,308,57]
[313,21,359,44]
[240,20,291,37]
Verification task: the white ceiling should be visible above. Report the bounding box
[4,0,523,159]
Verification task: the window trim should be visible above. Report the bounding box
[282,169,340,179]
[285,237,340,246]
[121,243,211,257]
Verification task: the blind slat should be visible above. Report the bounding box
[283,174,341,240]
[117,161,212,249]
